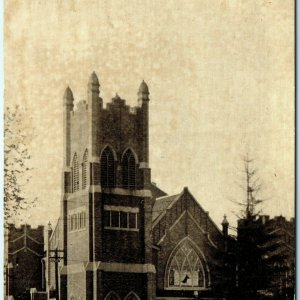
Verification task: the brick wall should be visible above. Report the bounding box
[152,190,227,298]
[67,193,90,263]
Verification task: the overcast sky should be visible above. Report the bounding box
[5,0,294,229]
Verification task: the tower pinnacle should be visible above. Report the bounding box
[63,86,74,107]
[89,71,100,86]
[138,80,149,102]
[88,71,100,94]
[222,215,229,236]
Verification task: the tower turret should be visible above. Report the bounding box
[222,215,229,237]
[88,71,100,93]
[138,80,150,103]
[63,86,74,108]
[137,80,151,189]
[63,86,74,167]
[87,71,102,157]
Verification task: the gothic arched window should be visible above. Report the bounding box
[104,291,121,300]
[82,149,88,189]
[122,149,137,189]
[167,240,205,288]
[100,146,115,188]
[124,291,140,300]
[72,153,79,192]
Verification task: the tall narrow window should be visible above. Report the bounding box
[82,149,88,189]
[72,153,79,192]
[100,146,115,188]
[122,149,136,189]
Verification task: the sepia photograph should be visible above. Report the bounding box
[4,1,295,299]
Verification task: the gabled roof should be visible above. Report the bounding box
[151,187,226,249]
[152,187,223,234]
[268,227,294,237]
[152,193,181,222]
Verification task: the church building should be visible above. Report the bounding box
[47,72,235,300]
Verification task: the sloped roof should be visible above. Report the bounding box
[149,183,167,200]
[152,193,181,222]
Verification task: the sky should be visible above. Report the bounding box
[4,0,294,230]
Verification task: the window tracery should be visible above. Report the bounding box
[167,240,205,289]
[124,291,140,300]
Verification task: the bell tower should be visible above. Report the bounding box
[60,73,156,300]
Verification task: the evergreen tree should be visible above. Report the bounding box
[233,155,279,299]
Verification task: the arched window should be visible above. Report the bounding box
[104,291,121,300]
[72,153,79,192]
[122,149,137,189]
[167,240,205,289]
[100,146,115,188]
[124,291,140,300]
[82,150,88,189]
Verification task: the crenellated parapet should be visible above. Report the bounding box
[62,72,151,193]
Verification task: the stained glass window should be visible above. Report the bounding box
[168,240,205,288]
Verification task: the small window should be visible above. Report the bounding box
[129,213,137,229]
[104,210,111,227]
[72,153,79,192]
[68,208,86,232]
[104,206,139,231]
[120,212,128,228]
[74,215,77,229]
[79,212,83,228]
[82,212,86,228]
[111,211,119,228]
[82,150,88,189]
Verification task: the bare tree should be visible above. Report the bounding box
[232,153,266,220]
[4,105,36,225]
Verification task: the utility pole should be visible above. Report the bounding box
[48,249,64,300]
[46,222,52,300]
